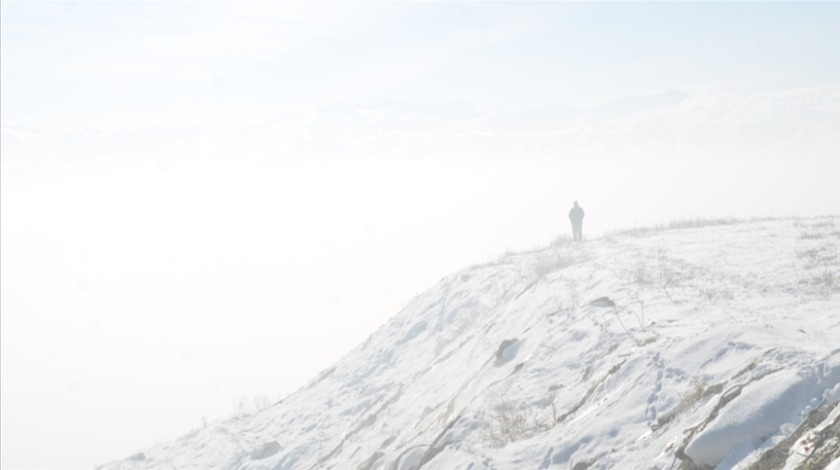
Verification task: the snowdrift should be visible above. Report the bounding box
[100,217,840,470]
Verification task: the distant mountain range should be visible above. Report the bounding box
[3,86,837,165]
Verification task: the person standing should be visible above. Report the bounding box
[569,201,585,241]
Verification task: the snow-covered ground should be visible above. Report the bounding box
[100,217,840,470]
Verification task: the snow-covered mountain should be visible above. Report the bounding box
[3,86,837,165]
[100,217,840,470]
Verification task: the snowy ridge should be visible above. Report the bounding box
[100,217,840,470]
[4,86,838,165]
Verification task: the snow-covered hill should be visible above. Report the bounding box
[100,217,840,470]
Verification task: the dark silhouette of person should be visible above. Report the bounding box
[569,201,585,241]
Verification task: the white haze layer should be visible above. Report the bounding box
[2,91,839,469]
[1,2,839,469]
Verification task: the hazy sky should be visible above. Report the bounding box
[1,2,839,469]
[3,1,839,128]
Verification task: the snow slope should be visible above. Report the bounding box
[100,217,840,470]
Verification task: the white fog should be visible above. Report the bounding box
[1,2,838,469]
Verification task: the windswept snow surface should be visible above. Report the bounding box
[101,218,840,470]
